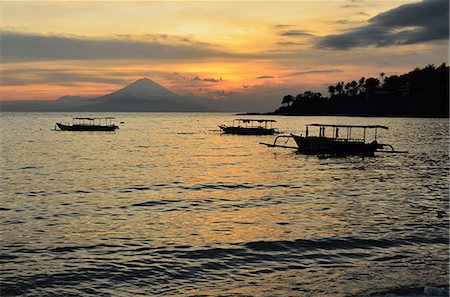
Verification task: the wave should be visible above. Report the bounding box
[2,235,448,296]
[356,286,449,297]
[14,182,306,199]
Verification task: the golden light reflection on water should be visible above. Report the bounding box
[1,113,448,296]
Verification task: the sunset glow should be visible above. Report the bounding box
[1,0,448,104]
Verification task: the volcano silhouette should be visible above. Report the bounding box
[76,78,208,111]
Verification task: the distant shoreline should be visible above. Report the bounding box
[0,110,448,118]
[237,112,450,119]
[270,64,449,119]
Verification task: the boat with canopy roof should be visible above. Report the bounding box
[261,123,406,156]
[219,119,280,135]
[55,117,119,131]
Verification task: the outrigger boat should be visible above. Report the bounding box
[56,117,119,131]
[219,119,280,135]
[261,123,406,156]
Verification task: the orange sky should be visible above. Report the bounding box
[0,0,448,101]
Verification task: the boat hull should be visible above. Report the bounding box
[291,135,378,156]
[219,125,277,135]
[56,123,118,131]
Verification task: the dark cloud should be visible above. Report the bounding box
[335,20,351,24]
[318,0,449,49]
[273,24,293,29]
[114,33,212,48]
[282,69,343,77]
[279,30,315,37]
[275,41,305,46]
[0,31,238,62]
[0,68,128,86]
[256,75,275,79]
[193,76,224,82]
[334,19,365,25]
[204,90,238,97]
[341,4,359,8]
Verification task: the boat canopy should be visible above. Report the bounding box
[306,123,388,130]
[74,117,115,120]
[71,117,116,126]
[235,119,276,123]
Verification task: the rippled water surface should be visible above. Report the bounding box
[1,113,448,296]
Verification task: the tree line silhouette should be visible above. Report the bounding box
[274,63,449,117]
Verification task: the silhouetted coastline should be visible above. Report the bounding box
[266,64,449,118]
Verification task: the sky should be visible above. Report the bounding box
[0,0,448,104]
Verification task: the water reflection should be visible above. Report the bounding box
[0,113,448,296]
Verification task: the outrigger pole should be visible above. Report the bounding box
[260,135,298,149]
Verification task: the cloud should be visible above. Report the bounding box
[0,30,238,62]
[318,0,449,49]
[341,4,361,8]
[114,33,212,48]
[256,75,275,79]
[279,30,315,37]
[193,76,224,82]
[273,24,293,29]
[204,89,238,98]
[335,20,351,24]
[340,0,366,8]
[334,19,364,25]
[275,41,305,46]
[281,69,343,77]
[0,68,128,86]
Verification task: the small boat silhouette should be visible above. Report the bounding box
[55,117,119,131]
[261,123,407,156]
[219,119,281,135]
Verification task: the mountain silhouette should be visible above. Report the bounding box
[95,78,183,102]
[75,78,209,111]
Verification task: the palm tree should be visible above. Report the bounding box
[303,91,314,98]
[335,82,344,95]
[364,77,380,96]
[282,95,294,107]
[358,77,366,94]
[380,72,385,86]
[349,80,358,96]
[328,85,336,96]
[344,82,351,95]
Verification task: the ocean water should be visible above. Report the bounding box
[0,112,448,297]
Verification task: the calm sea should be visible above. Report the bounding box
[1,112,448,297]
